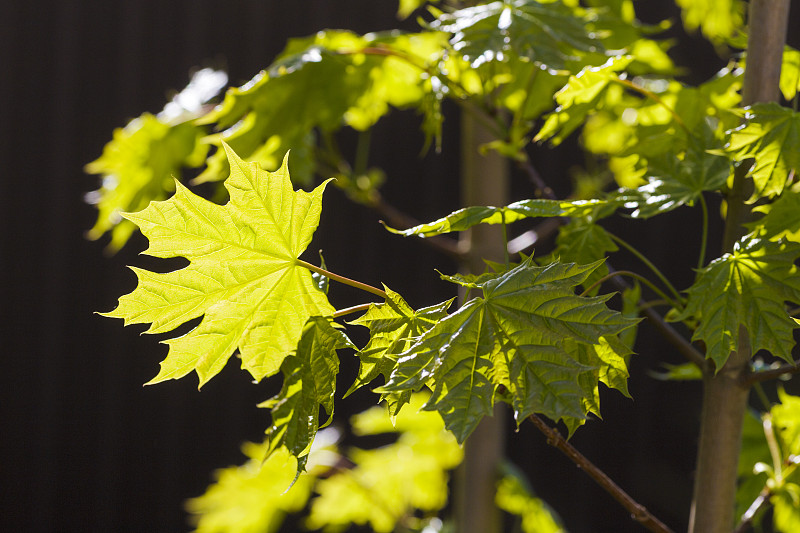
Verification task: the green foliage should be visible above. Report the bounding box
[380,257,638,441]
[346,288,453,415]
[92,1,800,531]
[103,146,334,386]
[675,0,745,43]
[85,114,207,250]
[677,236,800,369]
[726,103,800,199]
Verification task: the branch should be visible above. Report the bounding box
[743,363,800,387]
[528,415,674,533]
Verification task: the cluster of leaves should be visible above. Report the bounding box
[188,394,561,533]
[93,0,800,530]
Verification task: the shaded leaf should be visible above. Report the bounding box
[346,288,453,414]
[496,465,565,533]
[103,146,335,386]
[262,317,354,459]
[726,103,800,199]
[381,258,638,442]
[676,236,800,368]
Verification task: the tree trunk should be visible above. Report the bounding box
[688,2,790,532]
[454,110,509,533]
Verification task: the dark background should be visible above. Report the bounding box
[2,2,797,532]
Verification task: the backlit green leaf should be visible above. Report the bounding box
[726,103,800,199]
[85,114,208,250]
[677,236,800,368]
[186,444,315,533]
[676,0,745,43]
[306,394,462,532]
[262,317,354,459]
[385,198,608,238]
[198,31,447,185]
[535,56,633,145]
[749,187,800,242]
[103,145,335,386]
[381,257,637,442]
[496,467,565,533]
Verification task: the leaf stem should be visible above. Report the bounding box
[296,259,387,299]
[528,414,674,533]
[607,232,684,306]
[501,210,509,268]
[696,194,709,274]
[579,270,679,308]
[333,303,373,319]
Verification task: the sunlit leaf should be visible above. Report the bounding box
[198,31,447,185]
[103,146,335,386]
[496,466,565,533]
[385,198,608,238]
[749,187,800,242]
[85,114,208,250]
[433,0,604,70]
[676,236,800,369]
[535,56,632,145]
[380,257,637,442]
[780,47,800,101]
[675,0,745,43]
[306,394,462,532]
[186,444,315,533]
[619,120,730,218]
[726,103,800,199]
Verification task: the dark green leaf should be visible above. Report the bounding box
[263,317,354,459]
[380,258,637,442]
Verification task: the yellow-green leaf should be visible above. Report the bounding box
[103,145,334,386]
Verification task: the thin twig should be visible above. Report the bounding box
[518,156,556,199]
[528,415,674,533]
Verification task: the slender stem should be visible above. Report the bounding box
[607,276,707,369]
[296,259,387,299]
[579,269,679,308]
[763,413,783,480]
[332,303,373,319]
[501,210,509,268]
[528,415,674,533]
[354,130,371,176]
[607,232,684,305]
[734,487,771,533]
[696,194,709,274]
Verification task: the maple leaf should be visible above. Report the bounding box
[726,103,800,199]
[103,145,335,387]
[433,0,604,70]
[676,236,800,369]
[345,288,453,415]
[262,317,354,459]
[618,120,730,218]
[384,198,609,238]
[380,258,638,442]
